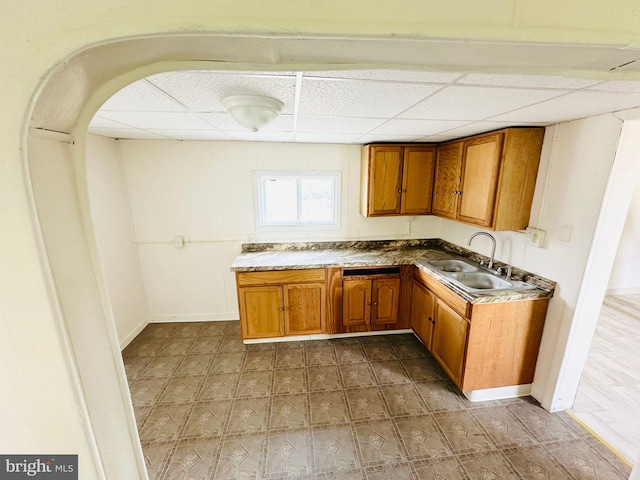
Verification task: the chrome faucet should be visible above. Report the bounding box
[467,232,496,270]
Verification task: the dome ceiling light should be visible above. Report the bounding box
[221,95,284,132]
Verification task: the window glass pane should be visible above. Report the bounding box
[299,178,335,223]
[262,178,297,223]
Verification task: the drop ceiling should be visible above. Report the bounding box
[89,70,640,144]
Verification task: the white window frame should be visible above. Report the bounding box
[253,171,341,231]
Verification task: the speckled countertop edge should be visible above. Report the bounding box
[231,238,555,304]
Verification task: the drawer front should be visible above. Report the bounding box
[414,268,469,318]
[236,269,326,286]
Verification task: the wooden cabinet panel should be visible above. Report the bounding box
[238,286,284,339]
[372,277,401,325]
[432,141,463,219]
[458,133,503,227]
[342,278,371,327]
[413,267,469,317]
[401,147,436,215]
[236,269,325,286]
[361,144,436,217]
[431,299,468,386]
[410,280,435,350]
[365,146,404,215]
[284,283,325,335]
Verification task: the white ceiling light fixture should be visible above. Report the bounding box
[221,95,284,132]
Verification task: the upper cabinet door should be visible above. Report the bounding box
[457,133,503,227]
[432,141,464,219]
[401,146,436,215]
[365,146,404,216]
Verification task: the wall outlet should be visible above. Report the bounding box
[525,227,546,248]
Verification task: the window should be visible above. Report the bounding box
[254,172,340,228]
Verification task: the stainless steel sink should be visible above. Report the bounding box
[422,257,537,293]
[427,259,478,273]
[449,272,513,290]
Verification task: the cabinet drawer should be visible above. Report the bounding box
[236,269,326,286]
[414,267,469,318]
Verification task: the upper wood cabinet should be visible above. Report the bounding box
[432,127,545,231]
[360,144,436,217]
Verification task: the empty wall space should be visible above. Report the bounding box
[85,138,442,338]
[85,135,149,347]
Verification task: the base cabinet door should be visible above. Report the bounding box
[372,277,401,325]
[410,280,436,349]
[284,283,325,335]
[431,299,469,386]
[238,286,284,339]
[342,278,372,327]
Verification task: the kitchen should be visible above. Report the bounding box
[82,68,640,476]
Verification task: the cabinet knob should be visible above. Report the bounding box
[373,301,378,306]
[398,189,403,193]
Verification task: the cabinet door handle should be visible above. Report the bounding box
[373,301,378,306]
[398,189,403,193]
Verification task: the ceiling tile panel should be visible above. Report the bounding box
[304,70,462,84]
[368,119,470,136]
[198,112,294,132]
[491,90,640,123]
[456,73,601,89]
[98,111,215,130]
[99,80,187,112]
[89,128,169,140]
[147,130,233,141]
[293,132,362,144]
[356,134,425,144]
[227,131,296,142]
[586,81,640,92]
[298,78,443,118]
[147,71,297,114]
[399,85,568,121]
[436,121,534,138]
[295,116,386,134]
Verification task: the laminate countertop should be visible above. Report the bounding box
[230,239,555,304]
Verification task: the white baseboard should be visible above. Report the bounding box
[119,318,149,350]
[243,329,413,344]
[606,287,640,296]
[463,384,532,402]
[149,313,239,323]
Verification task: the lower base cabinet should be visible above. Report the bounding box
[236,269,326,339]
[411,268,548,391]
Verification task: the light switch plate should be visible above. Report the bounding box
[559,223,573,242]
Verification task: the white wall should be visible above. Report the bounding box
[608,174,640,294]
[85,134,148,347]
[115,139,440,322]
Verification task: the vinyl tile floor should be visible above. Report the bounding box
[122,321,631,479]
[571,294,640,465]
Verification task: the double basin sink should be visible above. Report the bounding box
[424,258,536,294]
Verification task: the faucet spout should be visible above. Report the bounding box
[467,232,496,270]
